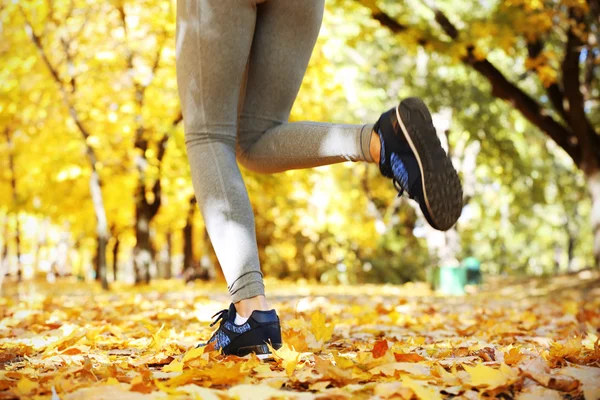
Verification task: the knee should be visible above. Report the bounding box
[236,145,260,172]
[184,129,236,150]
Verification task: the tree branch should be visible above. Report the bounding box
[583,45,596,102]
[356,0,581,166]
[562,9,597,171]
[20,7,98,149]
[149,112,182,218]
[527,39,568,121]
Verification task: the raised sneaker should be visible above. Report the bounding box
[374,97,463,231]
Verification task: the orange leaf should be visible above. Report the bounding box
[129,376,154,394]
[394,352,425,363]
[503,347,523,365]
[372,339,389,359]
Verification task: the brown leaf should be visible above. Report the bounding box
[314,356,356,385]
[522,369,580,392]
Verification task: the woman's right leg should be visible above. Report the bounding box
[237,0,462,231]
[237,0,374,174]
[176,0,266,305]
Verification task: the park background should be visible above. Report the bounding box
[1,0,599,289]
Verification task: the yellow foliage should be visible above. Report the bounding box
[310,310,333,344]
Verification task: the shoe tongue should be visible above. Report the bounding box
[227,303,237,322]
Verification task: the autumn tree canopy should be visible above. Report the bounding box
[0,0,597,284]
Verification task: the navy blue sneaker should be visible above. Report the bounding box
[374,97,462,231]
[198,303,282,359]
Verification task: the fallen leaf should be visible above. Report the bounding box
[394,352,425,363]
[314,356,356,385]
[310,311,333,344]
[162,358,183,373]
[372,339,389,359]
[129,375,154,394]
[181,346,205,363]
[15,377,38,396]
[463,363,518,389]
[44,329,87,355]
[270,343,300,377]
[374,381,413,399]
[559,365,600,400]
[504,347,523,365]
[402,375,442,400]
[369,362,430,377]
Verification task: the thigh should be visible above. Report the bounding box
[238,0,325,145]
[176,0,257,135]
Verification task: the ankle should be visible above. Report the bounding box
[234,295,270,318]
[370,130,381,164]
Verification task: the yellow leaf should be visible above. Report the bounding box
[374,381,413,399]
[44,329,87,355]
[401,375,442,400]
[310,311,333,343]
[240,353,261,374]
[15,377,38,396]
[155,379,186,396]
[333,352,355,369]
[150,324,166,350]
[314,356,356,385]
[181,346,205,363]
[162,358,183,373]
[432,364,460,386]
[228,384,305,400]
[549,337,582,360]
[463,363,518,389]
[269,343,300,377]
[369,362,430,377]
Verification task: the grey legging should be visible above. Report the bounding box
[176,0,374,302]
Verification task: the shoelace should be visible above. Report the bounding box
[210,309,229,327]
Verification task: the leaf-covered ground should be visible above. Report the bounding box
[1,272,599,400]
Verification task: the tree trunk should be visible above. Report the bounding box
[0,215,8,293]
[5,128,22,281]
[134,200,153,284]
[14,214,21,281]
[96,234,108,290]
[566,234,576,272]
[183,196,196,271]
[20,11,110,289]
[90,170,109,290]
[55,224,71,277]
[112,234,120,282]
[164,231,172,279]
[587,171,600,270]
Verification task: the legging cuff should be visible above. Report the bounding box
[360,124,374,163]
[229,273,265,302]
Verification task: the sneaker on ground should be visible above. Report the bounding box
[198,303,282,359]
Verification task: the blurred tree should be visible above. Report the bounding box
[0,0,595,284]
[13,1,110,289]
[353,0,599,266]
